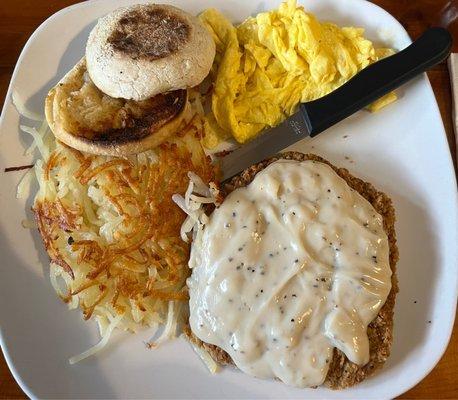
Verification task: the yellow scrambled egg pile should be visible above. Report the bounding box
[200,0,397,147]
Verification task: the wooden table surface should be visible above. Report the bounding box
[0,0,457,398]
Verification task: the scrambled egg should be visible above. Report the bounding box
[200,0,396,147]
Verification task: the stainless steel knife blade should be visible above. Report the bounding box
[219,112,309,181]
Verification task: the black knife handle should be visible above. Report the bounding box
[300,27,452,137]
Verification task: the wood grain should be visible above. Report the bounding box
[0,0,456,398]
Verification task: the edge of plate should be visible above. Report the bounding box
[0,3,89,398]
[358,12,458,398]
[0,0,456,399]
[0,0,88,128]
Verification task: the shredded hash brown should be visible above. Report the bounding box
[32,113,215,346]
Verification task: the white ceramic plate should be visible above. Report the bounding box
[1,0,457,398]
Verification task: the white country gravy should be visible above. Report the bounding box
[188,160,391,387]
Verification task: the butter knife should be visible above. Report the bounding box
[220,27,452,181]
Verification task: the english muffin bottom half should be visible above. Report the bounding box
[45,58,189,157]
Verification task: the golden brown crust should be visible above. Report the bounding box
[186,152,399,389]
[65,90,187,145]
[107,6,191,61]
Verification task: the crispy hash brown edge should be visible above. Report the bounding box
[32,128,216,322]
[185,152,399,390]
